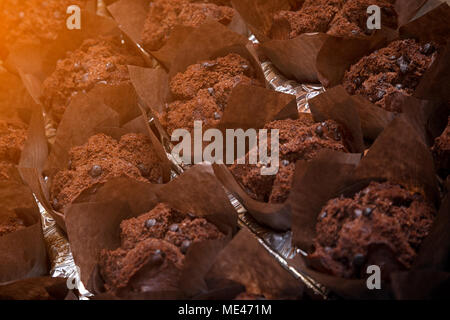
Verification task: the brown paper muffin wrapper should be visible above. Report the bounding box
[0,106,48,284]
[288,114,444,299]
[64,163,238,299]
[0,277,70,300]
[0,181,48,284]
[389,186,450,299]
[205,228,305,299]
[107,0,249,70]
[19,85,172,232]
[313,4,450,141]
[231,0,426,84]
[212,86,364,231]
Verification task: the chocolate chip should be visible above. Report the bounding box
[145,219,157,228]
[364,207,373,217]
[396,57,409,74]
[89,165,102,178]
[81,72,90,82]
[214,112,221,120]
[353,253,365,267]
[395,83,403,90]
[106,62,116,71]
[169,224,179,232]
[421,43,435,55]
[376,90,386,101]
[180,240,191,254]
[315,125,324,137]
[282,160,290,166]
[151,250,165,264]
[207,87,214,95]
[52,198,59,209]
[334,130,342,141]
[187,212,196,219]
[137,163,150,177]
[354,209,363,217]
[202,62,216,69]
[320,211,327,219]
[353,77,363,86]
[73,62,82,71]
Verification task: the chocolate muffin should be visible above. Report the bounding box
[0,0,87,57]
[50,133,163,211]
[343,39,438,112]
[310,182,436,279]
[161,53,263,134]
[432,116,450,178]
[99,203,225,294]
[42,36,145,124]
[271,0,397,40]
[231,115,351,203]
[141,0,235,52]
[0,119,28,181]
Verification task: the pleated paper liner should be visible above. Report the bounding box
[64,164,239,299]
[0,180,48,285]
[19,85,173,232]
[0,277,71,300]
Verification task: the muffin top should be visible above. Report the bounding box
[231,116,351,203]
[310,181,436,279]
[50,133,163,211]
[142,0,235,51]
[161,53,262,134]
[343,39,437,112]
[0,0,87,55]
[42,36,144,124]
[271,0,397,40]
[99,203,225,293]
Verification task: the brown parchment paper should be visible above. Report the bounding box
[206,228,304,299]
[107,0,248,70]
[0,277,69,300]
[19,85,172,231]
[0,182,48,284]
[64,163,237,299]
[389,189,450,300]
[288,114,441,299]
[231,0,426,84]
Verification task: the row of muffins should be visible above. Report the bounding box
[0,0,448,299]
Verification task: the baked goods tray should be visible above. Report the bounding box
[36,1,328,300]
